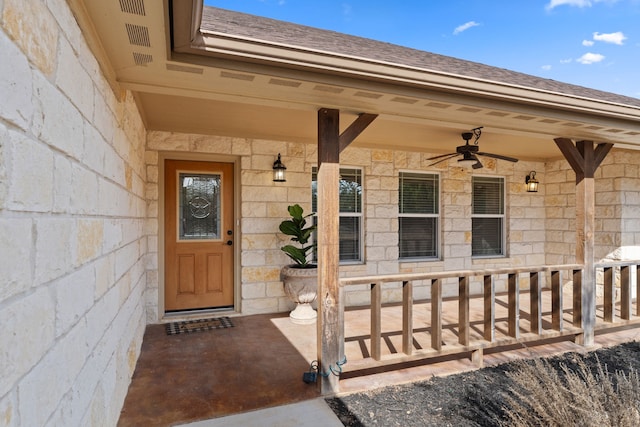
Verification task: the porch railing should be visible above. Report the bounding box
[338,261,640,375]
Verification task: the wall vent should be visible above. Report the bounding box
[120,0,145,15]
[133,52,153,66]
[125,23,151,47]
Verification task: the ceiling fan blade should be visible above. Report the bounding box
[428,153,459,166]
[426,152,457,161]
[476,152,519,163]
[472,160,483,169]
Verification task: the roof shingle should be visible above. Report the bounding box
[201,6,640,108]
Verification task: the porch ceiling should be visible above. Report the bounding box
[77,0,640,160]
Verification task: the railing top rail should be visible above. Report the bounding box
[339,264,584,287]
[595,260,640,268]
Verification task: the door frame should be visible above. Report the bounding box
[158,152,241,320]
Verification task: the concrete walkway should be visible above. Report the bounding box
[177,398,343,427]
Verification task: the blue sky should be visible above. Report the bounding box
[204,0,640,99]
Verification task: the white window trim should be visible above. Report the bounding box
[398,170,440,261]
[471,175,506,258]
[312,166,365,264]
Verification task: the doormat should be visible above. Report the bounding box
[165,316,234,335]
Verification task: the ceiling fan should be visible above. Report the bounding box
[427,127,518,169]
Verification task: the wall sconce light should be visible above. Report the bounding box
[525,171,539,193]
[273,153,286,182]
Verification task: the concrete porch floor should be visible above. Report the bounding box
[117,295,640,426]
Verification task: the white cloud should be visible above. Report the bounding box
[341,3,352,16]
[453,21,480,35]
[546,0,591,10]
[542,65,552,70]
[546,0,619,9]
[582,40,595,46]
[577,52,605,64]
[593,31,627,45]
[560,58,573,63]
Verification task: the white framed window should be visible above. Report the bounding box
[472,176,505,257]
[312,167,363,263]
[399,172,439,259]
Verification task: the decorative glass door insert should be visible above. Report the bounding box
[179,173,221,240]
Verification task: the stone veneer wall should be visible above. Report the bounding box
[544,149,640,265]
[146,131,546,317]
[0,0,147,425]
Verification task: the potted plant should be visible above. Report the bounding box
[279,204,318,324]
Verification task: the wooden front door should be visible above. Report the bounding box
[164,160,234,311]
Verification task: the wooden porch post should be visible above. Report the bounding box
[317,108,341,394]
[554,138,613,346]
[316,108,377,394]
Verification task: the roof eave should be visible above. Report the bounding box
[188,30,640,123]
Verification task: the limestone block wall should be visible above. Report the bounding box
[544,149,640,266]
[0,0,147,425]
[146,131,546,317]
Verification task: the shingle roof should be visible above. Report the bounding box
[201,6,640,108]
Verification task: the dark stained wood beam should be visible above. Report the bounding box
[339,113,378,153]
[554,137,585,178]
[554,138,614,181]
[318,108,340,165]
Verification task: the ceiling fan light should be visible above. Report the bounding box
[458,152,478,167]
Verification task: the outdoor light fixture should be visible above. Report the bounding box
[526,171,539,192]
[273,153,287,182]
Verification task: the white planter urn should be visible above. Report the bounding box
[281,265,318,324]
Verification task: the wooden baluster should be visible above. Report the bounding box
[530,271,542,334]
[371,282,382,361]
[431,278,442,351]
[508,273,520,339]
[402,281,413,355]
[620,266,631,320]
[459,276,470,346]
[637,265,640,317]
[603,267,614,322]
[483,274,495,342]
[573,269,582,328]
[551,270,563,332]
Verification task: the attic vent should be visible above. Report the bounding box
[539,119,560,124]
[125,23,150,47]
[426,102,450,109]
[313,85,343,94]
[390,97,417,104]
[486,111,509,117]
[354,91,382,99]
[457,107,481,113]
[132,52,152,66]
[220,71,254,81]
[605,128,623,133]
[513,115,535,121]
[166,64,203,74]
[119,0,145,15]
[268,78,301,87]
